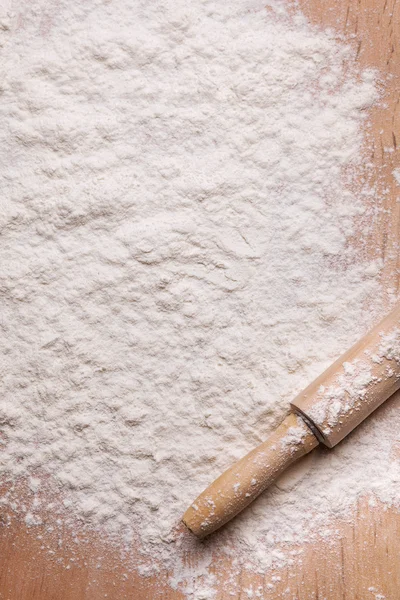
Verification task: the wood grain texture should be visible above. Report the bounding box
[1,1,399,598]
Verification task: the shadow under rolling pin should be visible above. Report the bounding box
[182,304,400,538]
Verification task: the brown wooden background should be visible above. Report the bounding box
[1,0,399,598]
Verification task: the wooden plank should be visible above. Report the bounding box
[295,0,400,290]
[0,0,399,598]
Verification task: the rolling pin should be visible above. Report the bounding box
[182,303,400,538]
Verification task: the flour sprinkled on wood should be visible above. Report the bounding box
[0,0,398,597]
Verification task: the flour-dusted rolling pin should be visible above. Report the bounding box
[182,304,400,538]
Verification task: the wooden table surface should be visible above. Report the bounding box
[1,1,400,598]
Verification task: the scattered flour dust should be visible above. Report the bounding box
[0,0,399,597]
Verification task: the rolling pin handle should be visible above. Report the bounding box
[182,413,319,538]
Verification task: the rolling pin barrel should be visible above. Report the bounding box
[291,303,400,447]
[183,304,400,538]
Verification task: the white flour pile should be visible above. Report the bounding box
[1,0,399,596]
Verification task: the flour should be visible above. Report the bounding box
[279,421,308,449]
[0,0,398,597]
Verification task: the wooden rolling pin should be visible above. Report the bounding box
[182,304,400,538]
